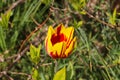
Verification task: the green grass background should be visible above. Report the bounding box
[0,0,120,80]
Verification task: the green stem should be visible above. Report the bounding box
[54,59,58,73]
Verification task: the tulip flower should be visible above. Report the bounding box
[45,24,76,59]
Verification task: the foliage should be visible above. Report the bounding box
[28,44,41,65]
[53,67,66,80]
[0,0,120,80]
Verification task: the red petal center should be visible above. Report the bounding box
[51,25,67,45]
[51,33,67,45]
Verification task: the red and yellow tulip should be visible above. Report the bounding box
[45,24,76,59]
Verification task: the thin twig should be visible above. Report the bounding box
[0,71,14,80]
[40,62,53,66]
[5,54,17,61]
[6,0,25,14]
[7,12,51,70]
[18,12,51,53]
[8,71,31,77]
[0,0,25,20]
[83,9,115,28]
[96,63,120,69]
[52,16,72,27]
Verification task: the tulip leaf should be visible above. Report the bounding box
[0,11,12,51]
[77,21,83,27]
[79,10,86,15]
[67,62,74,80]
[0,26,6,51]
[113,55,120,64]
[68,0,86,11]
[107,8,117,27]
[10,31,18,48]
[0,10,11,29]
[32,68,41,80]
[41,0,52,5]
[53,67,66,80]
[29,44,41,64]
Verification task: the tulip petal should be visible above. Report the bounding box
[45,26,55,54]
[45,24,76,59]
[49,51,58,58]
[45,26,55,45]
[47,26,55,37]
[51,42,67,58]
[60,25,74,46]
[55,24,63,34]
[65,37,76,57]
[60,25,74,40]
[52,42,64,57]
[45,37,52,55]
[61,42,67,58]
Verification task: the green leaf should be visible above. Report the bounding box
[113,8,117,22]
[79,10,86,15]
[41,0,52,5]
[112,56,120,66]
[73,20,83,28]
[10,31,18,48]
[0,10,11,29]
[107,8,117,26]
[0,26,6,51]
[29,44,41,64]
[32,68,41,80]
[69,0,86,11]
[67,62,74,80]
[77,21,83,27]
[53,67,66,80]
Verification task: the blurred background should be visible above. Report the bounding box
[0,0,120,80]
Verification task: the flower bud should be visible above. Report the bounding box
[45,24,76,59]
